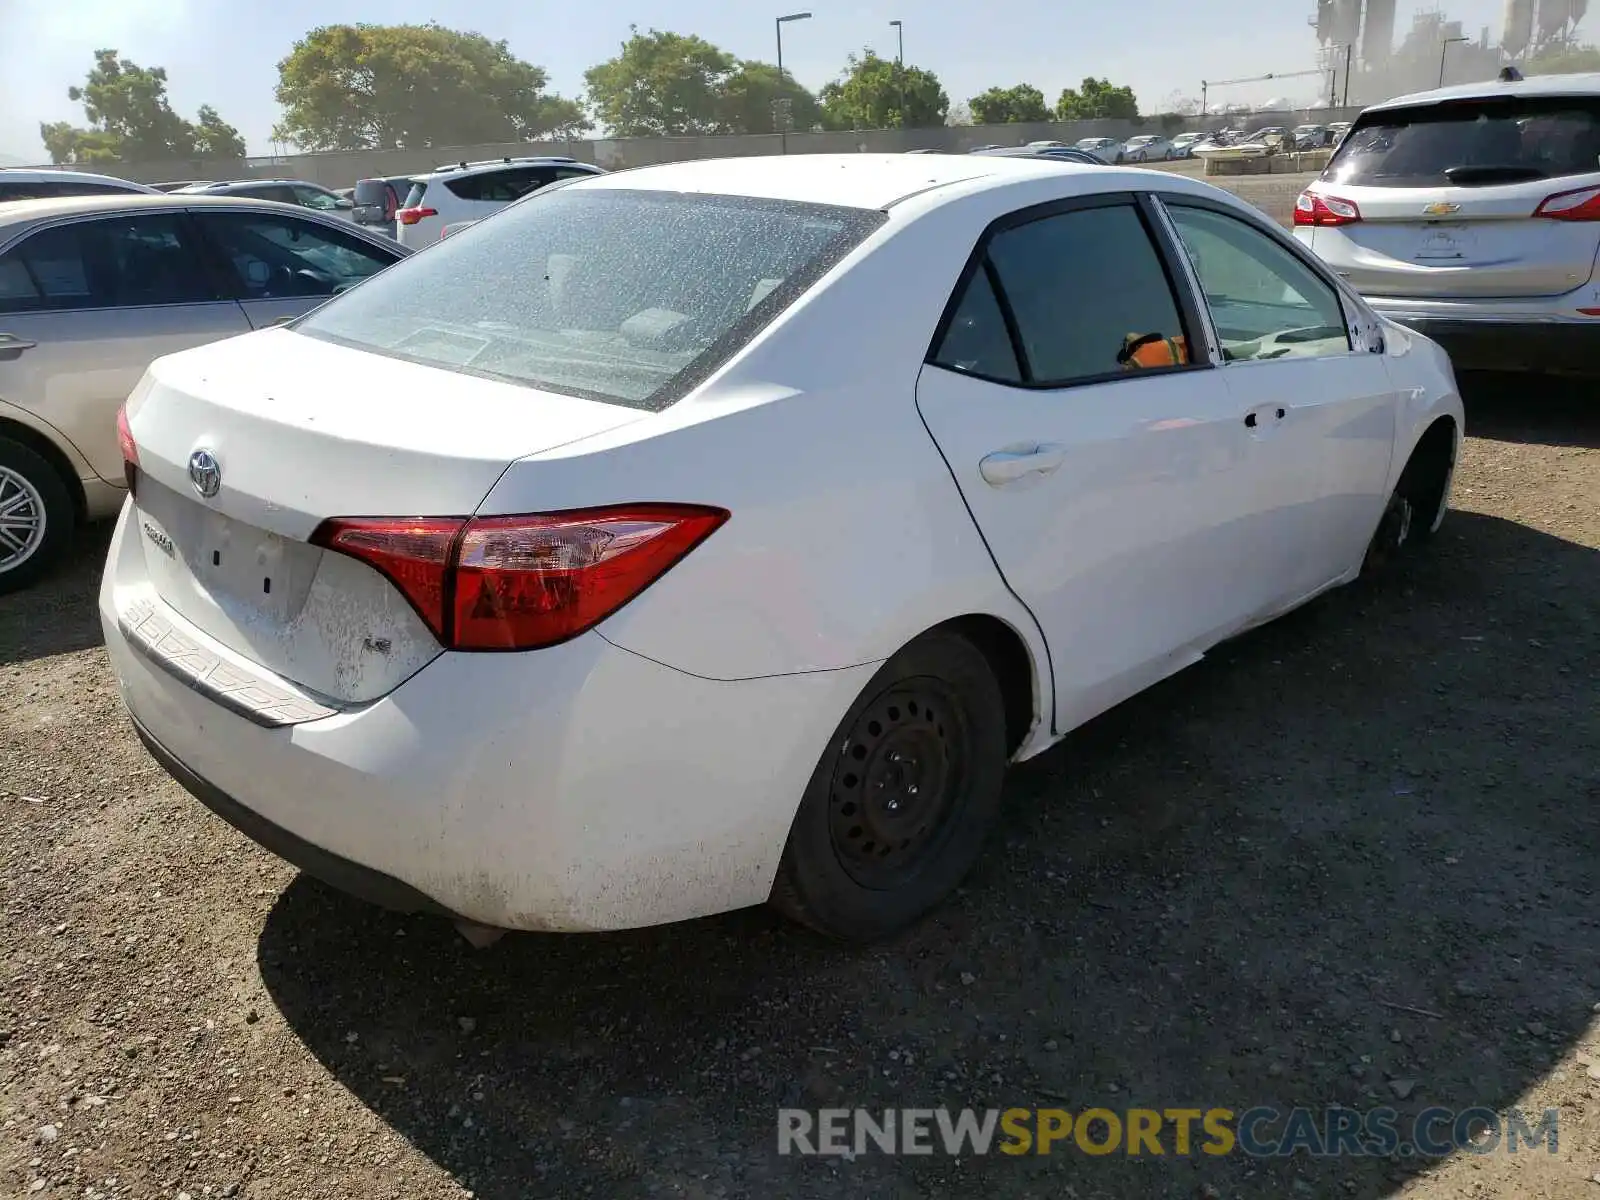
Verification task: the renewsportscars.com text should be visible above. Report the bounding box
[777,1106,1559,1158]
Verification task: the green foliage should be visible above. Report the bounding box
[721,61,822,135]
[819,50,949,130]
[968,84,1051,125]
[584,29,739,136]
[274,23,588,151]
[40,49,244,165]
[1526,43,1600,74]
[192,106,247,159]
[1055,77,1140,121]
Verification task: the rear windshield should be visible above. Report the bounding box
[1324,96,1600,188]
[295,187,885,411]
[401,181,427,208]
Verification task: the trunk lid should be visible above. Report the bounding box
[122,328,645,703]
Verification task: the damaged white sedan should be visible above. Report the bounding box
[102,154,1463,943]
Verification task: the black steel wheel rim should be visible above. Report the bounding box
[827,676,970,890]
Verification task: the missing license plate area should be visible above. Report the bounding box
[193,515,293,621]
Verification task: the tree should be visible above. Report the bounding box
[819,51,948,130]
[1055,77,1140,121]
[274,23,588,152]
[40,49,242,165]
[192,106,247,159]
[720,61,821,135]
[968,84,1051,125]
[584,29,738,137]
[1527,43,1600,73]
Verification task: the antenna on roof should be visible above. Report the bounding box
[1499,65,1524,82]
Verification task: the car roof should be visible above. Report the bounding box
[416,158,601,181]
[1368,70,1600,113]
[188,179,322,189]
[575,153,1140,210]
[0,192,382,238]
[0,168,157,192]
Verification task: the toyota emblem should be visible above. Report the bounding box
[188,449,222,499]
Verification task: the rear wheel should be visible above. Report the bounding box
[0,437,74,595]
[770,631,1007,942]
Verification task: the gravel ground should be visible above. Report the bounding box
[2,369,1598,1199]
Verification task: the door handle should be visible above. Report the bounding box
[978,445,1067,486]
[0,333,37,360]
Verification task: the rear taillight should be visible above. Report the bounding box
[116,402,139,493]
[1533,185,1600,221]
[1294,191,1362,227]
[311,504,729,651]
[396,206,437,226]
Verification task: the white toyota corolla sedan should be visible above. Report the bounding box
[102,154,1463,943]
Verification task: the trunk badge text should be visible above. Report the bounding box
[188,449,222,499]
[141,522,175,558]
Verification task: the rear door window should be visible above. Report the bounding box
[0,213,219,313]
[1326,96,1600,187]
[981,202,1194,385]
[191,210,400,300]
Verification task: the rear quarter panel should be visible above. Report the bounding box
[473,181,1090,741]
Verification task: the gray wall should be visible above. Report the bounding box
[33,108,1365,188]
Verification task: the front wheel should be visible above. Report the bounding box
[0,437,74,595]
[770,631,1008,942]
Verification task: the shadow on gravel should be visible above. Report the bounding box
[1459,371,1600,449]
[260,511,1598,1200]
[0,523,111,665]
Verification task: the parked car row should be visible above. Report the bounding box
[7,68,1595,946]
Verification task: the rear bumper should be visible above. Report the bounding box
[1385,317,1597,375]
[100,507,873,931]
[1368,300,1600,375]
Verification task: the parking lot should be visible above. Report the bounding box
[0,370,1594,1199]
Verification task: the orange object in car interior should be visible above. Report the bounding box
[1119,332,1189,369]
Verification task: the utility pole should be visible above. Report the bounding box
[890,19,905,127]
[1342,43,1353,108]
[1438,35,1469,88]
[775,12,812,154]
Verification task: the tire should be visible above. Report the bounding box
[770,630,1008,942]
[0,436,75,595]
[1362,425,1454,576]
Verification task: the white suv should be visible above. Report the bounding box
[396,158,605,247]
[1294,70,1600,376]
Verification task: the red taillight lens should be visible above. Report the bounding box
[116,402,139,493]
[1294,190,1361,226]
[312,505,728,652]
[396,206,437,226]
[1533,185,1600,221]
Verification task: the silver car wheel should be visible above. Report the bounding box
[0,465,47,573]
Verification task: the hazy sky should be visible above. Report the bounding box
[0,0,1516,160]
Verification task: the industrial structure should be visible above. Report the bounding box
[1310,0,1588,105]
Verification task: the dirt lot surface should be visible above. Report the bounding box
[2,371,1598,1200]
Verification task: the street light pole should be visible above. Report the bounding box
[1438,35,1469,88]
[890,19,905,127]
[775,11,812,155]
